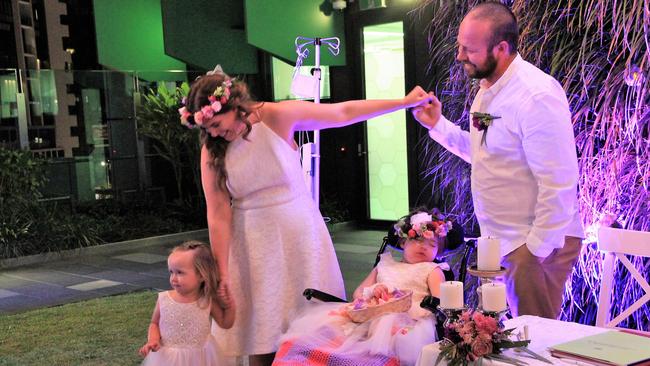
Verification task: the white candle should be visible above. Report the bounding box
[477,236,501,271]
[481,282,507,312]
[440,281,464,309]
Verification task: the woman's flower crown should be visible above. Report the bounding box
[177,79,233,129]
[394,211,453,241]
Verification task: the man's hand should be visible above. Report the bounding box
[412,93,442,130]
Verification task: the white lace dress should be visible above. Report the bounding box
[213,121,346,356]
[276,252,445,366]
[142,291,232,366]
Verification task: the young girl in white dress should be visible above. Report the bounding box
[274,208,462,366]
[139,241,235,366]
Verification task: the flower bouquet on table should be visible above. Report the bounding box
[435,310,551,366]
[344,284,412,323]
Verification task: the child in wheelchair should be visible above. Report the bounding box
[274,208,464,366]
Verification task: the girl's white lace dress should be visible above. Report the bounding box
[142,291,232,365]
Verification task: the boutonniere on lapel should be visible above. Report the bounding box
[471,112,501,146]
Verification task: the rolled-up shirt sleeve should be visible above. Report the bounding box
[519,91,579,257]
[427,115,472,164]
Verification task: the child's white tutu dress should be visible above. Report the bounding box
[275,252,446,366]
[142,291,232,366]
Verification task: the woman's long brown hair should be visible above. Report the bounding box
[185,74,260,190]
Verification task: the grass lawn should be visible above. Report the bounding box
[0,290,157,366]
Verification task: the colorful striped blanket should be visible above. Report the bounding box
[273,338,401,366]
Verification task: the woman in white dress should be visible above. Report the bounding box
[179,68,432,366]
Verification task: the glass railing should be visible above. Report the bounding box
[0,68,198,203]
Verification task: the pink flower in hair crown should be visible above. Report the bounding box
[178,78,234,128]
[394,211,453,241]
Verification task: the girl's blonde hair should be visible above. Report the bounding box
[171,240,220,308]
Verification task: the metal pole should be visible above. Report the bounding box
[312,38,322,207]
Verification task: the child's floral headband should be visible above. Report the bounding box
[394,211,453,241]
[178,78,233,129]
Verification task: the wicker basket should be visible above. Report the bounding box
[346,290,413,323]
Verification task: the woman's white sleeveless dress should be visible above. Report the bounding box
[213,121,346,355]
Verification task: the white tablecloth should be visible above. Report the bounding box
[416,315,609,366]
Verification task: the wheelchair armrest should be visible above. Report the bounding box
[303,288,346,303]
[420,295,441,313]
[421,295,448,339]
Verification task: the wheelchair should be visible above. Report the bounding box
[303,221,476,333]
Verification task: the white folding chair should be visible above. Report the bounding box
[596,226,650,330]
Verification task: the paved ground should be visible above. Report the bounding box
[0,228,386,315]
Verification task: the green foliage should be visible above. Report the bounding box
[0,148,48,258]
[137,82,203,203]
[0,148,46,199]
[0,290,155,365]
[0,147,206,260]
[72,198,206,244]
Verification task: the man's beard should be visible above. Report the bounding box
[463,52,498,79]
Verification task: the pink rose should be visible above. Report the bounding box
[220,96,228,104]
[408,229,416,238]
[194,111,204,125]
[473,312,499,334]
[471,338,493,357]
[208,95,217,103]
[201,105,214,119]
[211,101,222,113]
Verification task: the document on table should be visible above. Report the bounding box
[549,331,650,366]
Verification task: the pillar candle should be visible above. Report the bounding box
[481,282,507,312]
[440,281,464,309]
[477,236,501,271]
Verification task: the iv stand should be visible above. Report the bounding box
[294,36,340,207]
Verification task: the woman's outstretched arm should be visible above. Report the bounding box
[263,86,432,138]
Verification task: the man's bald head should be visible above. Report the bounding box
[465,2,518,55]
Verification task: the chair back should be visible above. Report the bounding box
[596,226,650,329]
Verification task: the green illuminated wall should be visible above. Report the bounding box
[161,0,258,74]
[364,22,408,220]
[245,0,346,66]
[93,0,186,81]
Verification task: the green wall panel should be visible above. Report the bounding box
[93,0,186,81]
[364,22,408,221]
[246,0,346,66]
[161,0,258,74]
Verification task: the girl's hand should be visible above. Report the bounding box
[403,86,433,109]
[217,280,233,309]
[372,284,390,301]
[412,93,442,130]
[138,340,160,357]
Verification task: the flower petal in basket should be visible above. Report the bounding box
[346,290,413,323]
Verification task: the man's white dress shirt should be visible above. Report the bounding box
[429,54,584,258]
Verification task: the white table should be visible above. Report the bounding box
[416,315,609,366]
